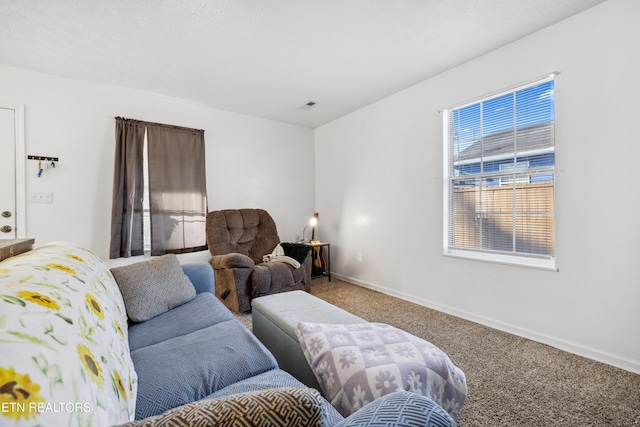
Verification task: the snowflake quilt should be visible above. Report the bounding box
[296,322,467,421]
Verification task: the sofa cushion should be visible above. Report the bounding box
[131,318,278,419]
[0,241,137,426]
[296,322,467,420]
[128,292,235,351]
[117,387,324,427]
[111,253,196,322]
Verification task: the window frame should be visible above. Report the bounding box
[442,75,557,271]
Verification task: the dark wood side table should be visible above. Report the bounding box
[0,238,35,262]
[307,241,331,282]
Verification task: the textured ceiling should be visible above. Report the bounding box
[0,0,606,128]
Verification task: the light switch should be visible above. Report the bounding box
[30,192,53,203]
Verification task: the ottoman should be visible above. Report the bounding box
[251,290,365,391]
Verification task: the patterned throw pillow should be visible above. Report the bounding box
[116,387,323,427]
[335,391,457,427]
[296,322,467,420]
[111,254,196,322]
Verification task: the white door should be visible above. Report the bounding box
[0,107,16,239]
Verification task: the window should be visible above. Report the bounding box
[443,75,556,270]
[110,118,208,259]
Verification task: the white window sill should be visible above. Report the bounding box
[444,248,557,271]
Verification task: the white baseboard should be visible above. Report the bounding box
[332,273,640,375]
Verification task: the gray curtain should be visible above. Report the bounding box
[109,117,146,258]
[146,123,208,256]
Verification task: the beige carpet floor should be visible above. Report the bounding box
[235,278,640,426]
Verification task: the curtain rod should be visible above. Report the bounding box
[115,117,204,133]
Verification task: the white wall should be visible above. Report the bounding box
[0,65,315,265]
[315,0,640,373]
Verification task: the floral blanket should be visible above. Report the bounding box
[0,242,137,426]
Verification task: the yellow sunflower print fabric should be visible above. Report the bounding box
[0,242,137,426]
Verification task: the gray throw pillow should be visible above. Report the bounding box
[111,254,196,322]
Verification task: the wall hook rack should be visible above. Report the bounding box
[28,155,59,177]
[28,155,59,162]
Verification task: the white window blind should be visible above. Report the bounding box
[443,76,556,270]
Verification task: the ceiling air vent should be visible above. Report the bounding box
[301,101,317,111]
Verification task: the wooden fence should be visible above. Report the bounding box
[452,182,554,256]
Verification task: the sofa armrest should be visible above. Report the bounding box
[210,253,255,269]
[181,263,214,294]
[335,391,458,427]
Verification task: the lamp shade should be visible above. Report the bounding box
[301,213,319,242]
[310,213,319,241]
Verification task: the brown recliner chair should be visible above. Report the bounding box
[206,208,312,312]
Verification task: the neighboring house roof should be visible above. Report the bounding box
[456,121,554,163]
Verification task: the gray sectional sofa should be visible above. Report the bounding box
[0,242,456,426]
[124,262,345,424]
[123,261,457,426]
